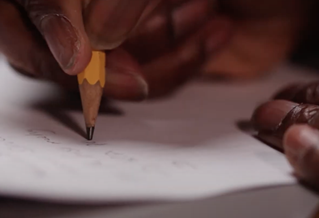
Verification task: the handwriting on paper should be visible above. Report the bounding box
[27,129,60,144]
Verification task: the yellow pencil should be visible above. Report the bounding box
[77,51,105,140]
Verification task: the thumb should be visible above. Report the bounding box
[284,124,319,187]
[15,0,91,75]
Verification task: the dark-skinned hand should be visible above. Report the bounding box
[0,0,308,99]
[253,82,319,189]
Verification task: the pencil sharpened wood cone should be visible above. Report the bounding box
[79,80,103,140]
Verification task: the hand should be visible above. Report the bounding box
[0,0,160,100]
[252,82,319,188]
[0,0,309,99]
[0,0,233,99]
[124,0,308,97]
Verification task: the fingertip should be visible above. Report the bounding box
[103,48,149,101]
[251,100,297,131]
[104,71,149,101]
[105,48,141,72]
[64,40,92,76]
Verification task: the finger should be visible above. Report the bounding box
[0,1,148,101]
[274,82,319,105]
[85,0,154,50]
[15,0,92,75]
[171,0,215,39]
[142,18,230,97]
[251,100,319,149]
[0,0,76,87]
[104,48,148,101]
[284,125,319,187]
[125,0,216,64]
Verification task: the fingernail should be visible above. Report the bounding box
[105,71,148,101]
[285,126,319,164]
[40,15,80,73]
[252,100,298,132]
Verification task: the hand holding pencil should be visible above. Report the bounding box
[1,0,307,98]
[1,0,237,100]
[0,0,156,100]
[1,0,308,130]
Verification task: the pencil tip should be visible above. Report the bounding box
[86,127,95,141]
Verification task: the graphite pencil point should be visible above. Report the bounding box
[86,127,95,141]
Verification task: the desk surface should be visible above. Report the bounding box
[1,184,318,218]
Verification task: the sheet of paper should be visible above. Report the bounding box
[0,56,317,203]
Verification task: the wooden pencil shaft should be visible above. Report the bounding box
[79,80,103,127]
[77,51,106,139]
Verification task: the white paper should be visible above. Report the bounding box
[0,56,317,203]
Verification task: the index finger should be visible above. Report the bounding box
[85,0,158,50]
[251,100,319,149]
